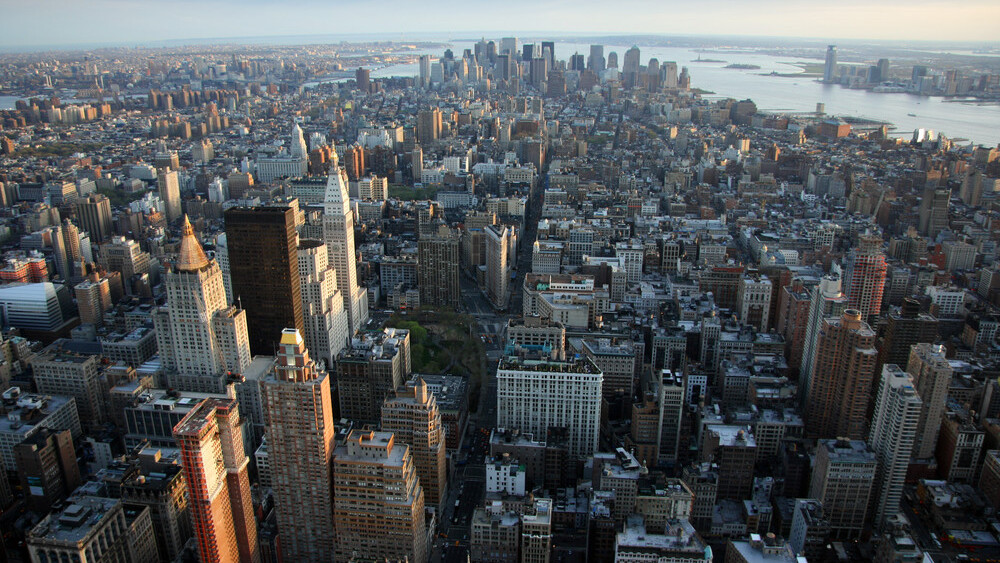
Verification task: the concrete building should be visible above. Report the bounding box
[810,439,876,540]
[157,169,181,222]
[381,377,448,507]
[323,155,369,334]
[487,224,513,311]
[172,396,260,563]
[906,343,952,459]
[27,496,157,563]
[496,350,602,458]
[738,274,773,332]
[14,428,80,514]
[336,328,411,423]
[799,274,849,402]
[869,365,922,529]
[520,498,552,563]
[788,498,829,559]
[614,515,711,562]
[805,309,877,440]
[30,346,106,428]
[297,239,349,366]
[332,430,427,563]
[418,227,461,309]
[262,329,336,562]
[154,217,251,394]
[0,389,81,469]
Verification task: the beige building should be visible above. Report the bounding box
[809,439,876,540]
[262,329,336,561]
[907,343,952,459]
[381,377,448,507]
[332,430,427,563]
[486,224,512,310]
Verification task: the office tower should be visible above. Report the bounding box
[290,122,307,159]
[876,58,890,83]
[173,396,260,563]
[74,193,112,243]
[418,226,461,309]
[419,55,430,88]
[355,66,371,93]
[844,234,887,323]
[154,216,252,393]
[486,224,511,310]
[224,205,304,356]
[906,343,952,459]
[869,365,922,529]
[110,449,192,561]
[805,309,878,440]
[588,44,605,72]
[701,426,757,500]
[411,145,423,184]
[496,53,511,81]
[496,350,602,458]
[522,44,535,62]
[658,370,684,465]
[737,274,772,331]
[31,346,106,428]
[337,328,411,423]
[417,107,442,144]
[789,499,830,560]
[662,61,678,88]
[14,428,80,514]
[262,329,336,562]
[810,439,876,539]
[323,155,369,335]
[99,236,151,283]
[623,46,641,87]
[27,496,157,563]
[530,56,548,87]
[381,377,448,507]
[541,40,555,68]
[157,169,181,222]
[297,239,349,367]
[800,275,849,402]
[570,53,585,71]
[74,276,112,326]
[876,297,939,374]
[918,187,950,238]
[823,45,837,82]
[332,430,427,563]
[500,36,518,55]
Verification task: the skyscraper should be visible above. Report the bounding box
[875,297,939,374]
[906,343,952,459]
[224,205,304,356]
[623,46,641,87]
[333,430,427,563]
[805,309,878,440]
[74,193,113,243]
[868,364,922,529]
[419,55,430,88]
[823,45,837,83]
[154,216,252,393]
[173,395,260,563]
[417,226,461,309]
[262,329,336,562]
[844,234,887,323]
[157,169,181,222]
[486,224,511,311]
[297,239,349,367]
[381,377,448,507]
[323,155,369,335]
[336,327,411,423]
[290,122,307,159]
[809,439,876,540]
[799,274,849,405]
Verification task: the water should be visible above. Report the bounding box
[0,95,24,110]
[366,40,1000,146]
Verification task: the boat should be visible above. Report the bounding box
[907,113,917,117]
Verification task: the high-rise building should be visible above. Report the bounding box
[224,205,304,356]
[31,346,106,428]
[588,45,605,72]
[172,395,260,563]
[875,297,939,375]
[323,156,369,335]
[336,328,411,423]
[98,236,151,284]
[297,239,349,367]
[262,329,336,561]
[805,309,878,440]
[918,188,950,239]
[906,343,952,459]
[14,428,80,514]
[823,45,837,83]
[418,226,461,309]
[417,108,442,145]
[74,193,113,243]
[737,274,773,331]
[623,46,641,87]
[809,439,876,540]
[844,234,887,323]
[74,275,113,326]
[868,364,922,529]
[154,216,252,393]
[419,55,431,88]
[789,499,830,560]
[381,377,448,507]
[332,430,427,563]
[497,350,602,458]
[486,224,511,311]
[157,169,181,222]
[658,370,684,465]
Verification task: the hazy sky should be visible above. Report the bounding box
[1,0,998,49]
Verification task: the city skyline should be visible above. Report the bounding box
[2,0,1000,49]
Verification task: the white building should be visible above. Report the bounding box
[737,275,773,332]
[496,352,602,458]
[926,286,966,318]
[297,240,350,367]
[323,156,369,335]
[869,365,922,528]
[486,455,527,496]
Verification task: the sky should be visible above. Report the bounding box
[1,0,999,49]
